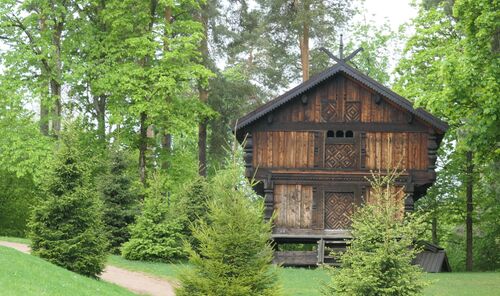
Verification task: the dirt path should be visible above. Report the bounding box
[0,241,175,296]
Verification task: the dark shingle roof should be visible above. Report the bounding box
[413,241,452,272]
[236,62,449,133]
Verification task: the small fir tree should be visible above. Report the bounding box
[29,126,107,278]
[99,149,140,254]
[121,173,186,261]
[322,169,427,295]
[174,177,210,244]
[176,166,281,296]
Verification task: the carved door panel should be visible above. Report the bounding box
[324,192,355,230]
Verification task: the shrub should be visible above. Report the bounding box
[322,169,427,296]
[99,150,140,254]
[176,167,281,296]
[121,173,186,261]
[28,126,107,278]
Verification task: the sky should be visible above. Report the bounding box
[362,0,418,30]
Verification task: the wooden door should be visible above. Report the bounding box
[324,192,355,230]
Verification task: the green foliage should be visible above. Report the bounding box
[0,171,37,237]
[396,0,499,271]
[174,177,210,238]
[176,166,281,296]
[323,170,427,296]
[99,148,140,254]
[28,125,107,278]
[121,173,186,262]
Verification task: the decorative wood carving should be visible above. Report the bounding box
[263,174,274,220]
[301,95,308,105]
[360,132,367,169]
[345,101,361,122]
[314,131,324,168]
[324,192,355,229]
[428,133,437,171]
[325,144,357,169]
[243,133,253,177]
[321,98,340,122]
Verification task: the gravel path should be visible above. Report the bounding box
[0,241,175,296]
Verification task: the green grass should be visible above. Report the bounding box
[107,255,187,281]
[2,237,498,295]
[0,246,136,296]
[102,259,500,296]
[0,236,30,244]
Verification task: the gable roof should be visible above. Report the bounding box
[236,62,449,133]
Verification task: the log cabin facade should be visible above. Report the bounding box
[235,61,448,265]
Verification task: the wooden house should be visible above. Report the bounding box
[235,59,448,266]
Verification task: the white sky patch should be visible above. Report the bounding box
[362,0,417,31]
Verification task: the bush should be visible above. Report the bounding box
[176,167,281,296]
[99,150,140,254]
[121,173,186,261]
[322,170,427,296]
[28,126,107,278]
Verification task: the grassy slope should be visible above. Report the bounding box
[107,256,500,296]
[0,246,136,296]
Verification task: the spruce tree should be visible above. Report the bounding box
[322,170,427,295]
[100,150,139,254]
[121,173,186,261]
[29,126,107,278]
[176,167,281,296]
[175,177,210,240]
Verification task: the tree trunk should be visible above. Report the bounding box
[197,8,209,177]
[160,5,173,171]
[40,98,49,136]
[299,22,310,81]
[50,23,63,136]
[50,78,61,136]
[431,216,438,244]
[297,1,310,81]
[465,150,474,271]
[96,95,106,144]
[138,111,148,186]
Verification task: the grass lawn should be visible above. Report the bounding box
[107,254,186,281]
[0,246,135,296]
[0,236,30,244]
[2,237,499,295]
[105,256,500,296]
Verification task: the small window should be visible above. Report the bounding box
[336,130,344,138]
[327,130,335,138]
[346,130,354,138]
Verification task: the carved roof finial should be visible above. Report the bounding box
[339,34,344,60]
[319,35,363,64]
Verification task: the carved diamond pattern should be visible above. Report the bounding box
[321,99,339,122]
[345,101,361,122]
[325,144,357,168]
[324,192,354,229]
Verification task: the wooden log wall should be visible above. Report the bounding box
[253,131,428,171]
[274,184,313,229]
[364,132,428,170]
[253,131,315,168]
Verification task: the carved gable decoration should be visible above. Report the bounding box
[320,77,361,123]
